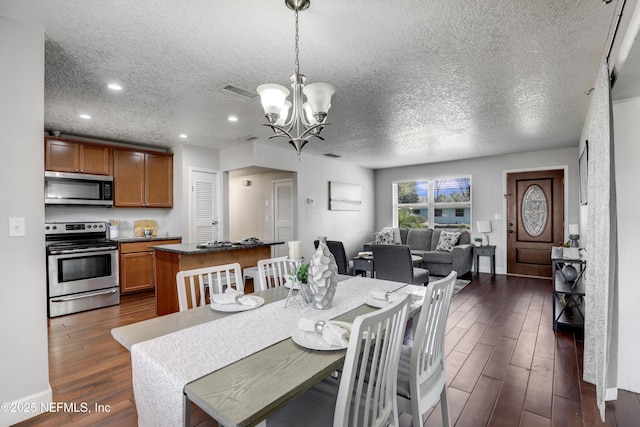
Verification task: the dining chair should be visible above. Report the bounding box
[255,256,293,292]
[397,271,457,426]
[371,244,430,285]
[267,294,410,427]
[313,239,354,275]
[175,263,244,311]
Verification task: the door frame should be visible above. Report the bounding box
[271,178,295,258]
[501,165,569,275]
[188,167,223,243]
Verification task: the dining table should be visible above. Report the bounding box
[111,275,426,427]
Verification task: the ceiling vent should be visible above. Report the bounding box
[323,153,341,158]
[220,84,259,101]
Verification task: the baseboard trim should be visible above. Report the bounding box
[0,386,52,427]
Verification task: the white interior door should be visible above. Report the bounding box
[190,169,220,243]
[273,179,293,257]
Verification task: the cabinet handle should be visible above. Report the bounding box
[509,230,514,234]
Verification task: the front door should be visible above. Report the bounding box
[506,169,564,277]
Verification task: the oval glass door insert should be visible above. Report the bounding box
[522,185,548,236]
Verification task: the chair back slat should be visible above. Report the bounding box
[256,256,291,291]
[176,263,244,311]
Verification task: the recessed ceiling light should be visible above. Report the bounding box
[228,116,238,122]
[79,114,92,119]
[108,83,122,91]
[179,134,188,138]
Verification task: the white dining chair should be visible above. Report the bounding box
[176,263,244,311]
[255,256,292,292]
[397,271,457,426]
[267,294,410,427]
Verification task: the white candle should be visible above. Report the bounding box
[569,224,579,235]
[288,240,302,259]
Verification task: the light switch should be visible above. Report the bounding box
[8,217,26,237]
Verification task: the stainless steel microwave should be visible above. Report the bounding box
[45,171,114,207]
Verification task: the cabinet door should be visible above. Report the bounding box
[80,144,110,175]
[145,153,173,207]
[113,149,145,207]
[45,139,79,172]
[120,251,155,293]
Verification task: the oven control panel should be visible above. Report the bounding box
[45,222,106,235]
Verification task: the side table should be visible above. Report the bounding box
[352,256,374,277]
[474,245,496,277]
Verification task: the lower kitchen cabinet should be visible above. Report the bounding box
[119,239,181,294]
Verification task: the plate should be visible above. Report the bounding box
[364,293,403,308]
[291,321,351,351]
[210,295,265,312]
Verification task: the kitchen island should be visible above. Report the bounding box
[151,241,284,315]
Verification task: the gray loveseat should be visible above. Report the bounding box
[364,228,473,277]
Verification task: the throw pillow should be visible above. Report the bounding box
[374,230,394,244]
[435,231,461,252]
[381,226,402,244]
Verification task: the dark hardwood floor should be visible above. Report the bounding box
[16,275,640,426]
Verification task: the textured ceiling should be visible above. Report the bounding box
[0,0,622,169]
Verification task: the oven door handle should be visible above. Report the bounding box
[48,246,118,255]
[50,288,118,302]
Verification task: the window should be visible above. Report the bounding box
[393,177,471,229]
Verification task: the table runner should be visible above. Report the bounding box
[131,277,406,427]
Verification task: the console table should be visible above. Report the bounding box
[473,245,496,277]
[551,257,586,331]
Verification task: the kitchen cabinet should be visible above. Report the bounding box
[113,149,173,207]
[119,239,181,294]
[45,138,111,175]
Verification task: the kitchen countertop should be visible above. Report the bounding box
[151,241,284,255]
[112,236,182,243]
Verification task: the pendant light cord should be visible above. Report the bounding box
[294,8,300,76]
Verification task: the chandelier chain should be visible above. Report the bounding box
[294,9,300,76]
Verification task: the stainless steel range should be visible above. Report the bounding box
[45,221,119,317]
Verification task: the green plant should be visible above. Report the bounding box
[474,237,483,242]
[297,263,309,283]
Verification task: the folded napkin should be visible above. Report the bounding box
[211,289,258,306]
[369,290,392,301]
[297,318,349,347]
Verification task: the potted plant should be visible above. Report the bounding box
[474,237,483,247]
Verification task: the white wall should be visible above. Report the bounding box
[374,148,580,274]
[0,17,51,426]
[612,97,640,393]
[221,142,375,260]
[229,170,294,242]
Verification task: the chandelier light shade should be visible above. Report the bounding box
[257,0,335,156]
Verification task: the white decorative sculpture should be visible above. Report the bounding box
[307,236,338,309]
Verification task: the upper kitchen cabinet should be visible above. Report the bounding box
[45,138,111,175]
[113,149,173,208]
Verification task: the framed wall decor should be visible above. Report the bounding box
[579,141,588,205]
[329,181,362,211]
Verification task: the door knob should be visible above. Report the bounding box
[212,221,218,225]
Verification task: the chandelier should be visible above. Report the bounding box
[257,0,335,156]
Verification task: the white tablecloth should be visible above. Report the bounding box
[131,277,407,427]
